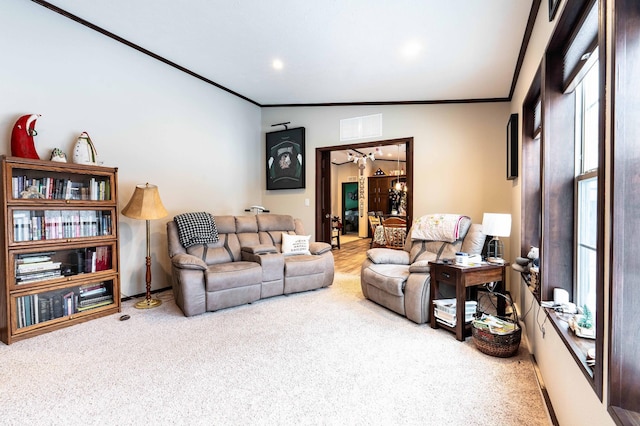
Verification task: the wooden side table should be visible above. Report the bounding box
[429,261,507,341]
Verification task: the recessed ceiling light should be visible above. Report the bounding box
[401,41,422,58]
[272,59,284,70]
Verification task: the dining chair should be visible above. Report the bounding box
[382,216,407,249]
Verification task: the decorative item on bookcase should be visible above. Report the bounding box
[11,114,41,159]
[72,132,99,165]
[122,183,168,309]
[49,148,67,163]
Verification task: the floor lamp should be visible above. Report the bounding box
[122,183,168,309]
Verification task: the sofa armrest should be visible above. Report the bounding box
[408,260,431,273]
[366,248,410,265]
[309,241,332,255]
[241,244,278,255]
[171,253,207,271]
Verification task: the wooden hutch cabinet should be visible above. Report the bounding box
[367,175,406,214]
[0,156,120,344]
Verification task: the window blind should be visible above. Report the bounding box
[562,0,598,92]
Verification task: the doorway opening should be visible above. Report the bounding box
[315,137,413,244]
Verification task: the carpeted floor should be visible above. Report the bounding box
[0,273,550,425]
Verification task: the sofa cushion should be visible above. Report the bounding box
[241,244,278,255]
[186,234,241,264]
[309,241,332,255]
[460,223,486,255]
[281,233,311,256]
[235,215,258,233]
[171,253,207,270]
[257,214,296,232]
[363,264,410,296]
[367,248,410,265]
[206,261,262,292]
[284,254,326,277]
[410,240,463,263]
[213,215,237,234]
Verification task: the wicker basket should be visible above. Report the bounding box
[472,292,521,358]
[472,324,521,357]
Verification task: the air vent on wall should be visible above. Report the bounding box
[340,114,382,141]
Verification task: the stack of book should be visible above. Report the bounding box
[15,254,62,284]
[77,282,113,312]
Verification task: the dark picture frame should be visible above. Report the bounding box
[266,127,305,190]
[507,113,518,180]
[549,0,560,21]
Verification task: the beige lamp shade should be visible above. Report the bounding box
[122,183,168,220]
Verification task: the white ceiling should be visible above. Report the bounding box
[41,0,534,106]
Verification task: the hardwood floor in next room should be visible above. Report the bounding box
[332,237,370,275]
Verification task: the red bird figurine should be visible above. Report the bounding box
[11,114,41,159]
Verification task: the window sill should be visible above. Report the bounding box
[545,308,595,384]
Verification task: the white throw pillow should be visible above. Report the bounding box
[281,233,311,256]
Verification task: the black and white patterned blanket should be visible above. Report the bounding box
[174,212,219,248]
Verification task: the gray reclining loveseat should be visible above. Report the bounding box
[167,213,334,317]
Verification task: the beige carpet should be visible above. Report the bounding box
[0,273,550,425]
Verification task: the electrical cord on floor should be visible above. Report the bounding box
[536,301,548,337]
[519,293,536,321]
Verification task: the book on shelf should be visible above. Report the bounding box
[38,296,52,323]
[79,284,108,298]
[16,253,53,264]
[13,210,32,242]
[62,291,75,316]
[95,246,111,271]
[16,270,62,284]
[11,175,111,201]
[77,298,113,311]
[84,248,97,273]
[79,294,113,308]
[12,210,112,241]
[16,261,62,273]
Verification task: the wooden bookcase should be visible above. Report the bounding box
[0,156,120,344]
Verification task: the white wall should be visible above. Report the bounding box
[0,2,261,298]
[508,1,615,425]
[261,103,513,246]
